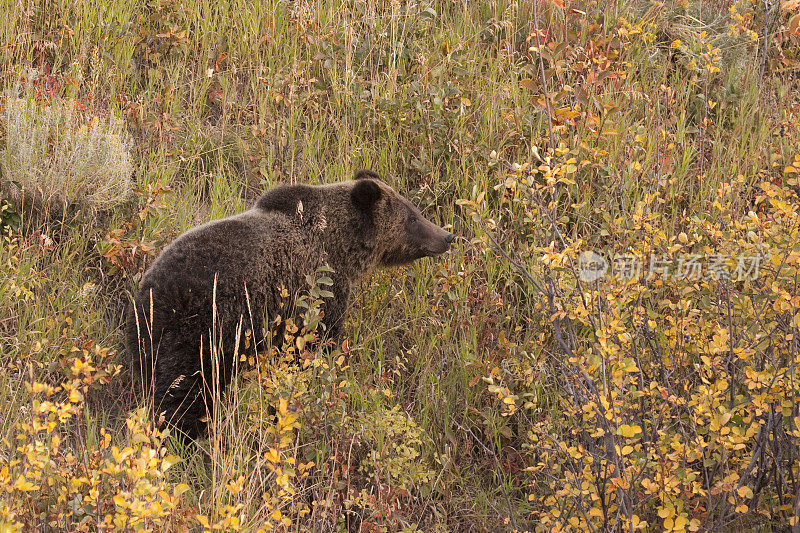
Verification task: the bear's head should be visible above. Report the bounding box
[350,170,455,266]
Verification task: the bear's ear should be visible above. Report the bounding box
[351,179,382,211]
[354,169,380,181]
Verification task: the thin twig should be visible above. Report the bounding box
[531,0,556,153]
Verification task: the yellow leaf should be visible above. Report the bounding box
[265,448,280,463]
[279,397,288,417]
[227,475,246,495]
[69,388,84,404]
[612,476,630,489]
[162,454,181,471]
[618,424,642,438]
[173,483,191,498]
[13,475,39,492]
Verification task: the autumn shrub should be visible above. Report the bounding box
[452,1,800,529]
[1,95,133,217]
[0,343,193,531]
[464,154,800,530]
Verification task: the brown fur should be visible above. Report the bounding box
[126,171,453,438]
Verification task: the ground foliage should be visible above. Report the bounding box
[2,0,800,531]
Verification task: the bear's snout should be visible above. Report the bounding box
[425,226,454,255]
[435,231,455,253]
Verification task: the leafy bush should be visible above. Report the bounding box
[466,157,800,531]
[0,344,192,531]
[1,97,133,216]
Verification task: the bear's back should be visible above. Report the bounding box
[134,209,316,324]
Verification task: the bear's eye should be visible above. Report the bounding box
[409,215,418,224]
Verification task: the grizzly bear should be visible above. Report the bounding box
[126,170,454,438]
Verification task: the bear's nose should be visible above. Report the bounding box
[445,233,455,244]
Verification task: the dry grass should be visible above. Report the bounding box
[1,0,800,530]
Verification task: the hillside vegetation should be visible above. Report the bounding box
[2,0,800,531]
